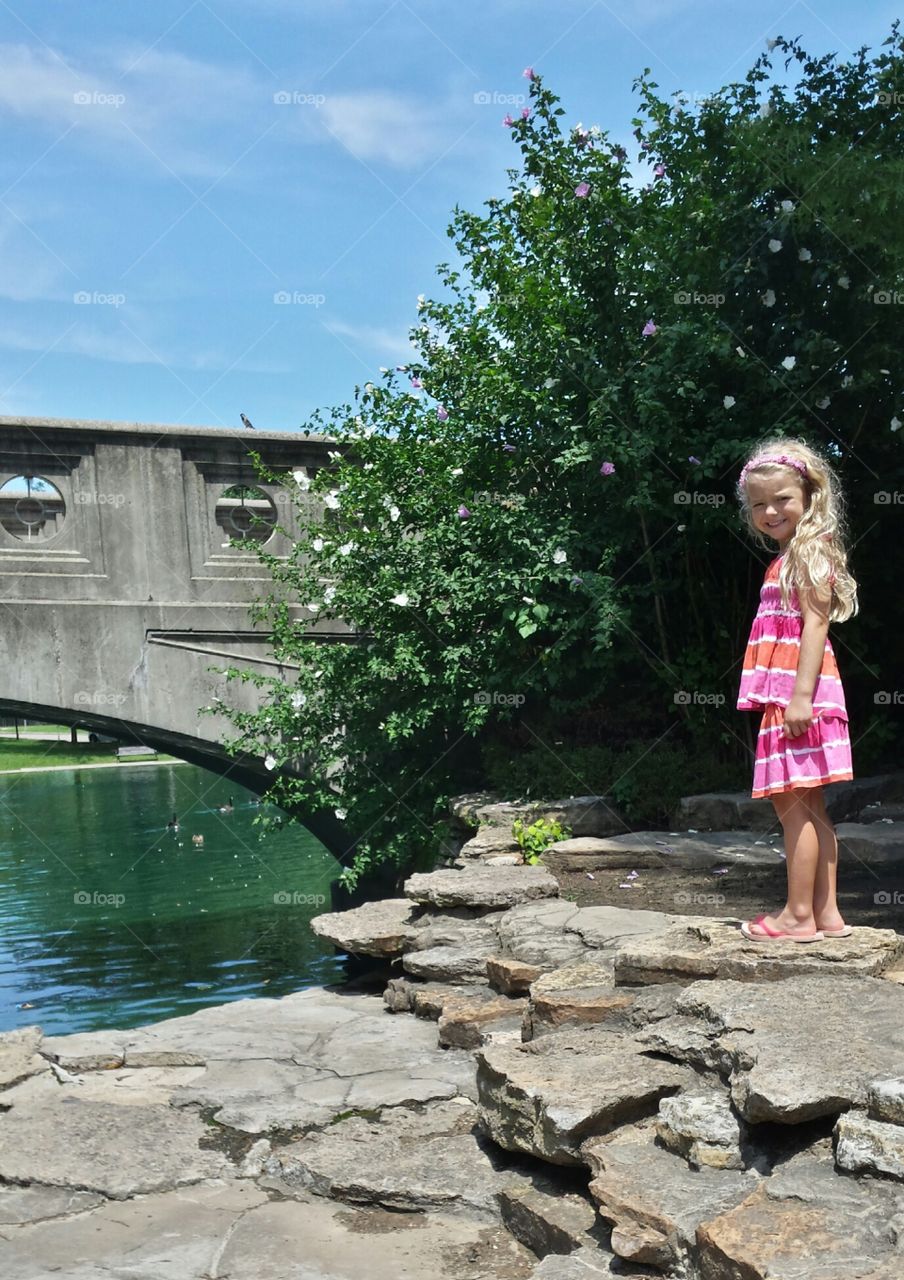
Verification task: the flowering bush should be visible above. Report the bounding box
[222,28,904,890]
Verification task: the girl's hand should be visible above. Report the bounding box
[783,694,814,739]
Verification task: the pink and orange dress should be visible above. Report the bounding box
[736,553,853,798]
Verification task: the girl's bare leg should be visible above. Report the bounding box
[754,788,819,934]
[804,787,846,932]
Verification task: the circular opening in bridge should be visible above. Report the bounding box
[215,485,278,544]
[0,475,66,541]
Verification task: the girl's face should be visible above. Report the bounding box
[745,469,807,549]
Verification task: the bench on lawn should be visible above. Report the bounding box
[116,745,158,760]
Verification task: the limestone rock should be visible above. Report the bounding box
[476,1026,694,1165]
[869,1077,904,1126]
[486,954,545,995]
[640,974,904,1124]
[0,1099,228,1198]
[523,959,635,1040]
[697,1141,904,1279]
[582,1124,754,1272]
[409,911,503,952]
[264,1097,519,1222]
[404,865,559,909]
[459,826,523,860]
[383,975,486,1016]
[834,1111,904,1181]
[437,993,527,1049]
[496,1180,602,1258]
[0,1185,105,1225]
[494,900,590,968]
[837,820,904,866]
[529,1247,649,1277]
[614,917,904,986]
[656,1089,746,1170]
[566,903,677,952]
[0,1026,47,1090]
[309,897,421,957]
[403,942,498,984]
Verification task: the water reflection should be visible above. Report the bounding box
[0,763,344,1034]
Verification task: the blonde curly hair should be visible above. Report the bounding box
[736,437,859,624]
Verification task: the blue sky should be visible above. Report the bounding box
[0,0,897,432]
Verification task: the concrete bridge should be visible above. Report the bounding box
[0,416,353,856]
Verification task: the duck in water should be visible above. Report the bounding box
[217,797,234,814]
[166,813,179,833]
[191,833,205,847]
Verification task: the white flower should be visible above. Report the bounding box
[389,593,410,606]
[522,596,535,604]
[311,537,324,552]
[327,450,342,461]
[781,356,796,371]
[389,505,400,522]
[292,468,311,490]
[530,184,542,197]
[304,603,319,613]
[838,275,850,289]
[798,248,812,262]
[323,492,340,510]
[364,382,374,393]
[759,101,773,118]
[816,396,831,409]
[736,346,746,358]
[768,239,783,253]
[892,417,902,432]
[450,467,463,476]
[780,199,795,213]
[842,375,854,388]
[677,524,686,532]
[264,754,277,771]
[363,462,374,470]
[334,807,347,820]
[323,586,336,603]
[290,691,306,709]
[762,289,776,307]
[416,294,426,309]
[338,541,354,556]
[723,395,736,409]
[553,549,567,564]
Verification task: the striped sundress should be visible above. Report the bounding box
[736,553,853,799]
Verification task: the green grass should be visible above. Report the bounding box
[0,740,177,772]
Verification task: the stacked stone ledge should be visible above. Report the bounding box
[307,790,904,1279]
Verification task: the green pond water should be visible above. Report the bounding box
[0,763,345,1035]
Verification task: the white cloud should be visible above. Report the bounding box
[324,317,419,359]
[317,91,449,168]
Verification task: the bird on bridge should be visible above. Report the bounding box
[240,413,255,429]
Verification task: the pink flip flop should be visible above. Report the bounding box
[740,914,824,943]
[819,925,853,938]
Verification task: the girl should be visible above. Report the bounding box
[735,439,858,943]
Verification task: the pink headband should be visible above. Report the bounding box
[739,452,808,488]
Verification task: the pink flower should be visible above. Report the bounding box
[641,141,652,151]
[436,405,449,421]
[503,114,514,127]
[410,377,422,389]
[600,461,616,476]
[458,505,470,519]
[574,181,591,198]
[521,106,531,119]
[654,163,666,178]
[642,320,657,336]
[522,66,535,80]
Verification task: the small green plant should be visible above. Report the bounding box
[512,816,571,865]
